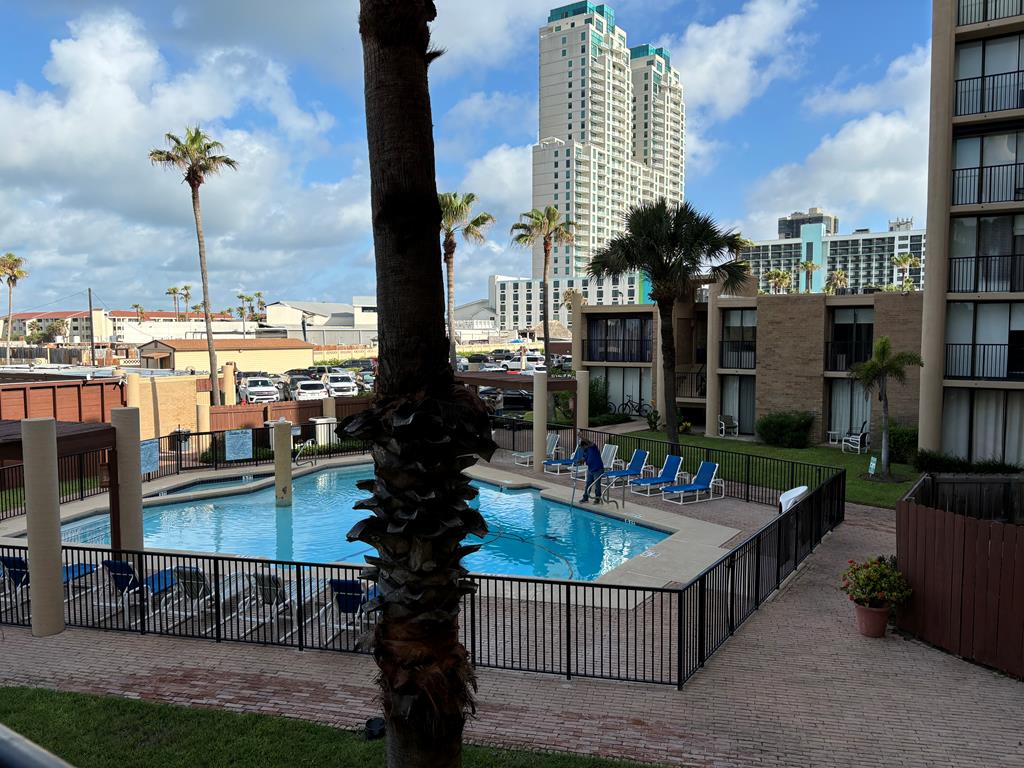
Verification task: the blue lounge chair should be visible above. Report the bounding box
[628,455,683,496]
[0,554,97,605]
[318,578,377,639]
[544,442,583,475]
[602,449,649,489]
[101,559,177,624]
[661,461,724,505]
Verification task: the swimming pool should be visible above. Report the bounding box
[143,474,268,497]
[60,465,667,581]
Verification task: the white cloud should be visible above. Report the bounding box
[460,144,534,225]
[804,45,930,115]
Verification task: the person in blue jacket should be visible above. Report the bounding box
[578,439,605,504]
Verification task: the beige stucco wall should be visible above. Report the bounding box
[136,375,203,440]
[172,347,314,375]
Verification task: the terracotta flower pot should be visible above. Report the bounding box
[854,603,891,637]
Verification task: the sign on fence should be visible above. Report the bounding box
[140,439,160,475]
[224,429,253,461]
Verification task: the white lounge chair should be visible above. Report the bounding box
[842,429,870,454]
[719,415,739,437]
[573,443,618,482]
[662,461,725,505]
[778,486,808,514]
[513,432,558,467]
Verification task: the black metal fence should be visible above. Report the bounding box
[954,70,1024,116]
[585,337,652,363]
[945,342,1024,380]
[952,163,1024,206]
[675,371,707,399]
[948,254,1024,293]
[720,340,756,369]
[0,450,109,522]
[825,340,873,372]
[958,0,1023,26]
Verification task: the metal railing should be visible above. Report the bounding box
[958,0,1024,25]
[0,723,73,767]
[952,162,1024,205]
[1,449,109,522]
[720,340,756,370]
[945,342,1024,380]
[906,473,1024,524]
[675,371,707,399]
[825,340,873,372]
[954,70,1024,116]
[948,254,1024,292]
[584,337,652,363]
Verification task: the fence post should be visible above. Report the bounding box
[775,518,783,587]
[728,554,736,634]
[77,453,85,501]
[697,576,706,667]
[794,500,801,565]
[753,534,762,608]
[212,432,219,471]
[788,461,795,491]
[213,557,223,643]
[564,582,572,680]
[676,589,684,690]
[296,566,306,651]
[743,455,751,503]
[175,435,183,476]
[469,584,477,665]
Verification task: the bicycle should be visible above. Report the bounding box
[617,396,652,418]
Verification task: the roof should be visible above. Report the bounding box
[108,310,232,320]
[139,339,316,351]
[529,320,572,340]
[11,311,88,320]
[269,301,353,316]
[0,419,116,460]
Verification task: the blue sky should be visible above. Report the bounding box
[0,0,931,316]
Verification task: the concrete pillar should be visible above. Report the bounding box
[274,420,292,506]
[21,418,65,637]
[111,408,144,551]
[195,391,211,433]
[575,369,590,430]
[532,372,548,476]
[571,293,583,369]
[125,373,141,408]
[222,362,237,405]
[653,307,666,418]
[704,283,723,435]
[322,397,337,419]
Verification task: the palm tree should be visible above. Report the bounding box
[826,269,849,295]
[851,337,923,478]
[130,303,145,322]
[1,253,27,365]
[764,268,792,295]
[439,192,495,367]
[346,3,496,765]
[892,252,921,291]
[253,290,266,321]
[589,200,749,446]
[799,260,820,293]
[166,286,180,320]
[180,285,193,315]
[560,287,585,310]
[191,303,203,314]
[510,206,575,371]
[150,127,238,405]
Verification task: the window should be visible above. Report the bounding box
[562,49,567,57]
[942,388,1024,464]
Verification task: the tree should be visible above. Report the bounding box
[180,285,193,315]
[166,286,180,320]
[191,303,203,314]
[589,199,749,446]
[150,127,238,404]
[799,260,820,293]
[346,3,496,766]
[27,319,66,344]
[560,286,585,310]
[253,290,266,321]
[1,252,27,365]
[892,252,921,292]
[826,269,848,295]
[439,192,495,367]
[130,303,145,322]
[850,336,923,478]
[764,268,792,295]
[510,206,575,371]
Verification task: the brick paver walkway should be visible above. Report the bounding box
[2,503,1022,766]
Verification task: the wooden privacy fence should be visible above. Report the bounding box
[0,380,125,422]
[209,397,374,431]
[896,500,1024,679]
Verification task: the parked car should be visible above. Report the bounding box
[489,348,512,359]
[323,372,359,397]
[479,363,504,373]
[292,380,329,401]
[340,358,374,371]
[357,370,376,391]
[307,365,336,378]
[559,354,573,371]
[239,376,281,404]
[502,354,545,372]
[279,374,311,400]
[479,387,532,412]
[456,356,469,372]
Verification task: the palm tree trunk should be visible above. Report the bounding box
[879,380,890,478]
[6,284,13,366]
[656,298,679,447]
[444,237,457,369]
[542,237,552,372]
[352,3,495,766]
[190,184,221,406]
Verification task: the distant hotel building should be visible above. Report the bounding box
[490,273,642,333]
[742,213,926,294]
[776,207,839,238]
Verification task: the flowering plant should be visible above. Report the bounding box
[840,555,911,608]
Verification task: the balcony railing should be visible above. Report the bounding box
[825,340,873,372]
[675,371,707,399]
[945,342,1024,379]
[955,70,1024,116]
[958,0,1024,25]
[952,162,1024,205]
[948,254,1024,292]
[585,337,652,363]
[720,340,756,370]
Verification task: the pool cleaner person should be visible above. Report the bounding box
[578,439,604,504]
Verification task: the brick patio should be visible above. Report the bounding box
[1,503,1020,766]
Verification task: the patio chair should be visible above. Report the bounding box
[778,486,808,515]
[165,565,249,631]
[316,578,377,641]
[718,415,739,437]
[662,461,725,505]
[842,429,870,454]
[245,570,325,640]
[0,555,98,607]
[603,449,649,489]
[628,455,683,496]
[101,559,177,626]
[572,443,618,483]
[543,441,583,475]
[513,432,558,467]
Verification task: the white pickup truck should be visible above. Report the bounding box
[239,376,281,404]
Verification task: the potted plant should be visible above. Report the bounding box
[840,555,911,637]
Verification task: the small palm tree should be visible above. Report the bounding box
[799,260,820,293]
[892,252,921,292]
[439,192,495,367]
[150,126,238,405]
[590,199,749,445]
[191,303,203,314]
[180,285,193,314]
[130,303,145,322]
[253,290,266,321]
[764,268,792,295]
[851,336,924,478]
[511,206,575,370]
[166,286,180,320]
[1,253,27,365]
[826,269,849,295]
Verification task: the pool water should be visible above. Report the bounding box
[61,465,667,581]
[143,475,267,497]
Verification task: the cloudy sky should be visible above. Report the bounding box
[0,0,931,315]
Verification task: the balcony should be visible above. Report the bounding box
[952,162,1024,205]
[945,342,1024,379]
[720,340,756,370]
[958,0,1024,25]
[955,71,1024,116]
[585,337,652,363]
[825,340,873,372]
[948,254,1024,292]
[675,371,707,400]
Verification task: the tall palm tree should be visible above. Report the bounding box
[253,290,266,321]
[130,303,145,322]
[190,303,203,314]
[439,192,495,367]
[150,127,238,405]
[166,286,180,320]
[826,269,849,295]
[764,268,792,295]
[799,260,820,293]
[892,252,921,291]
[851,336,923,478]
[510,206,575,371]
[347,4,496,765]
[1,253,27,365]
[589,200,749,446]
[180,284,193,315]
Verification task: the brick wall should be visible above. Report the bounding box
[872,291,924,444]
[137,376,202,440]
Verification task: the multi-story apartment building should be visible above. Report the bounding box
[490,273,644,333]
[531,3,684,282]
[919,0,1024,466]
[742,218,926,294]
[2,309,236,345]
[777,207,839,239]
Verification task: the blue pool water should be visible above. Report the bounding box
[60,466,667,581]
[143,475,267,497]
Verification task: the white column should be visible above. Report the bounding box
[111,407,144,551]
[532,372,548,475]
[575,370,590,431]
[222,362,237,405]
[274,420,293,506]
[195,391,211,433]
[21,418,65,637]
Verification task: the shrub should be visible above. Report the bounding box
[590,413,632,427]
[553,391,574,422]
[755,411,814,448]
[914,450,1022,474]
[589,376,610,417]
[840,555,912,608]
[645,409,662,431]
[678,419,692,435]
[888,424,918,465]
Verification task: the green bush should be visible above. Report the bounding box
[590,412,633,427]
[888,424,918,465]
[645,409,662,431]
[553,391,574,422]
[755,411,814,448]
[589,376,610,417]
[840,555,912,608]
[914,449,1022,474]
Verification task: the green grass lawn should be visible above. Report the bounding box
[0,688,657,768]
[620,429,915,509]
